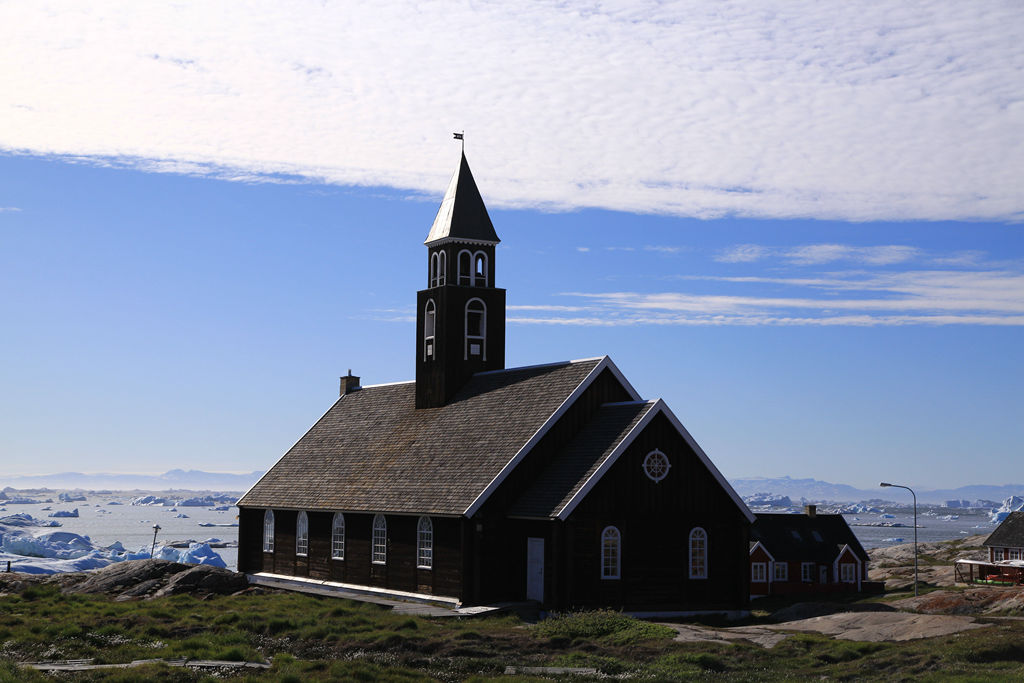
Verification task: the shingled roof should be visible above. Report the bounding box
[752,513,869,564]
[424,152,499,245]
[238,358,604,516]
[985,511,1024,548]
[508,401,655,519]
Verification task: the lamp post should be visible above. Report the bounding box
[151,524,161,559]
[880,482,918,596]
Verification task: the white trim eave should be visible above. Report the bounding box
[656,401,756,523]
[424,236,499,248]
[834,543,853,566]
[556,399,755,523]
[463,356,639,518]
[237,393,346,506]
[749,540,775,562]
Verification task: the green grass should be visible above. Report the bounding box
[3,580,1024,681]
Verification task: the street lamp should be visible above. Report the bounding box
[151,524,162,559]
[880,482,918,596]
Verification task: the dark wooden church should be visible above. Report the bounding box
[237,153,754,614]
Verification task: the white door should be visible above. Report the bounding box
[526,537,544,602]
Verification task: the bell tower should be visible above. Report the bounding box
[416,152,506,409]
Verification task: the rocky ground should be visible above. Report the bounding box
[0,558,250,600]
[868,533,988,589]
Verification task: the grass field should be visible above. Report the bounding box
[2,583,1024,681]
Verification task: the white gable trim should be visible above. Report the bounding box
[556,399,755,523]
[463,356,641,518]
[749,540,775,562]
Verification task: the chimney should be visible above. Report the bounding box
[805,504,817,518]
[340,369,360,396]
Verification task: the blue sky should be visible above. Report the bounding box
[1,1,1022,489]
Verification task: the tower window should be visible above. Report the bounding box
[473,252,488,286]
[424,299,436,361]
[296,511,308,557]
[458,250,472,286]
[429,251,447,287]
[465,299,486,360]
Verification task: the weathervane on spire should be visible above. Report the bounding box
[453,131,464,152]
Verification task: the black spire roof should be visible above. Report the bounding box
[424,152,500,245]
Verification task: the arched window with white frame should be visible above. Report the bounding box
[473,251,488,286]
[458,249,472,286]
[296,511,309,556]
[417,516,433,569]
[429,252,439,287]
[465,299,486,360]
[424,299,436,361]
[372,514,387,564]
[689,527,708,579]
[437,250,446,286]
[601,526,621,579]
[331,512,345,560]
[263,509,275,553]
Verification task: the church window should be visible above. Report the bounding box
[331,512,345,560]
[465,299,486,359]
[263,510,275,553]
[458,250,472,286]
[424,299,436,361]
[430,252,439,287]
[689,527,707,579]
[601,526,621,579]
[643,449,670,482]
[296,511,308,556]
[473,251,488,286]
[372,514,387,564]
[437,250,446,286]
[417,516,433,569]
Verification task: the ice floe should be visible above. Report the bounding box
[0,513,226,575]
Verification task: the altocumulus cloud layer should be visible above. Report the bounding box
[1,1,1022,221]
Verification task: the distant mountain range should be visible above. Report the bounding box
[0,469,264,492]
[2,469,1022,505]
[730,476,1024,505]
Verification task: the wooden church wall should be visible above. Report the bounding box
[237,507,464,600]
[561,412,750,610]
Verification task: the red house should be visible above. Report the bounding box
[236,152,754,614]
[749,506,870,598]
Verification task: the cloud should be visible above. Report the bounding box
[0,207,22,212]
[0,2,1022,221]
[716,244,769,263]
[784,244,920,265]
[576,247,591,253]
[510,268,1024,326]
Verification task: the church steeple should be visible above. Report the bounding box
[416,153,506,409]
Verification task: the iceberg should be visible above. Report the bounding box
[0,513,227,574]
[48,508,80,518]
[59,492,87,502]
[990,495,1024,523]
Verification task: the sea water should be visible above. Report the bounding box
[844,506,995,549]
[0,494,240,570]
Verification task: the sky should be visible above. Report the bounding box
[1,1,1022,490]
